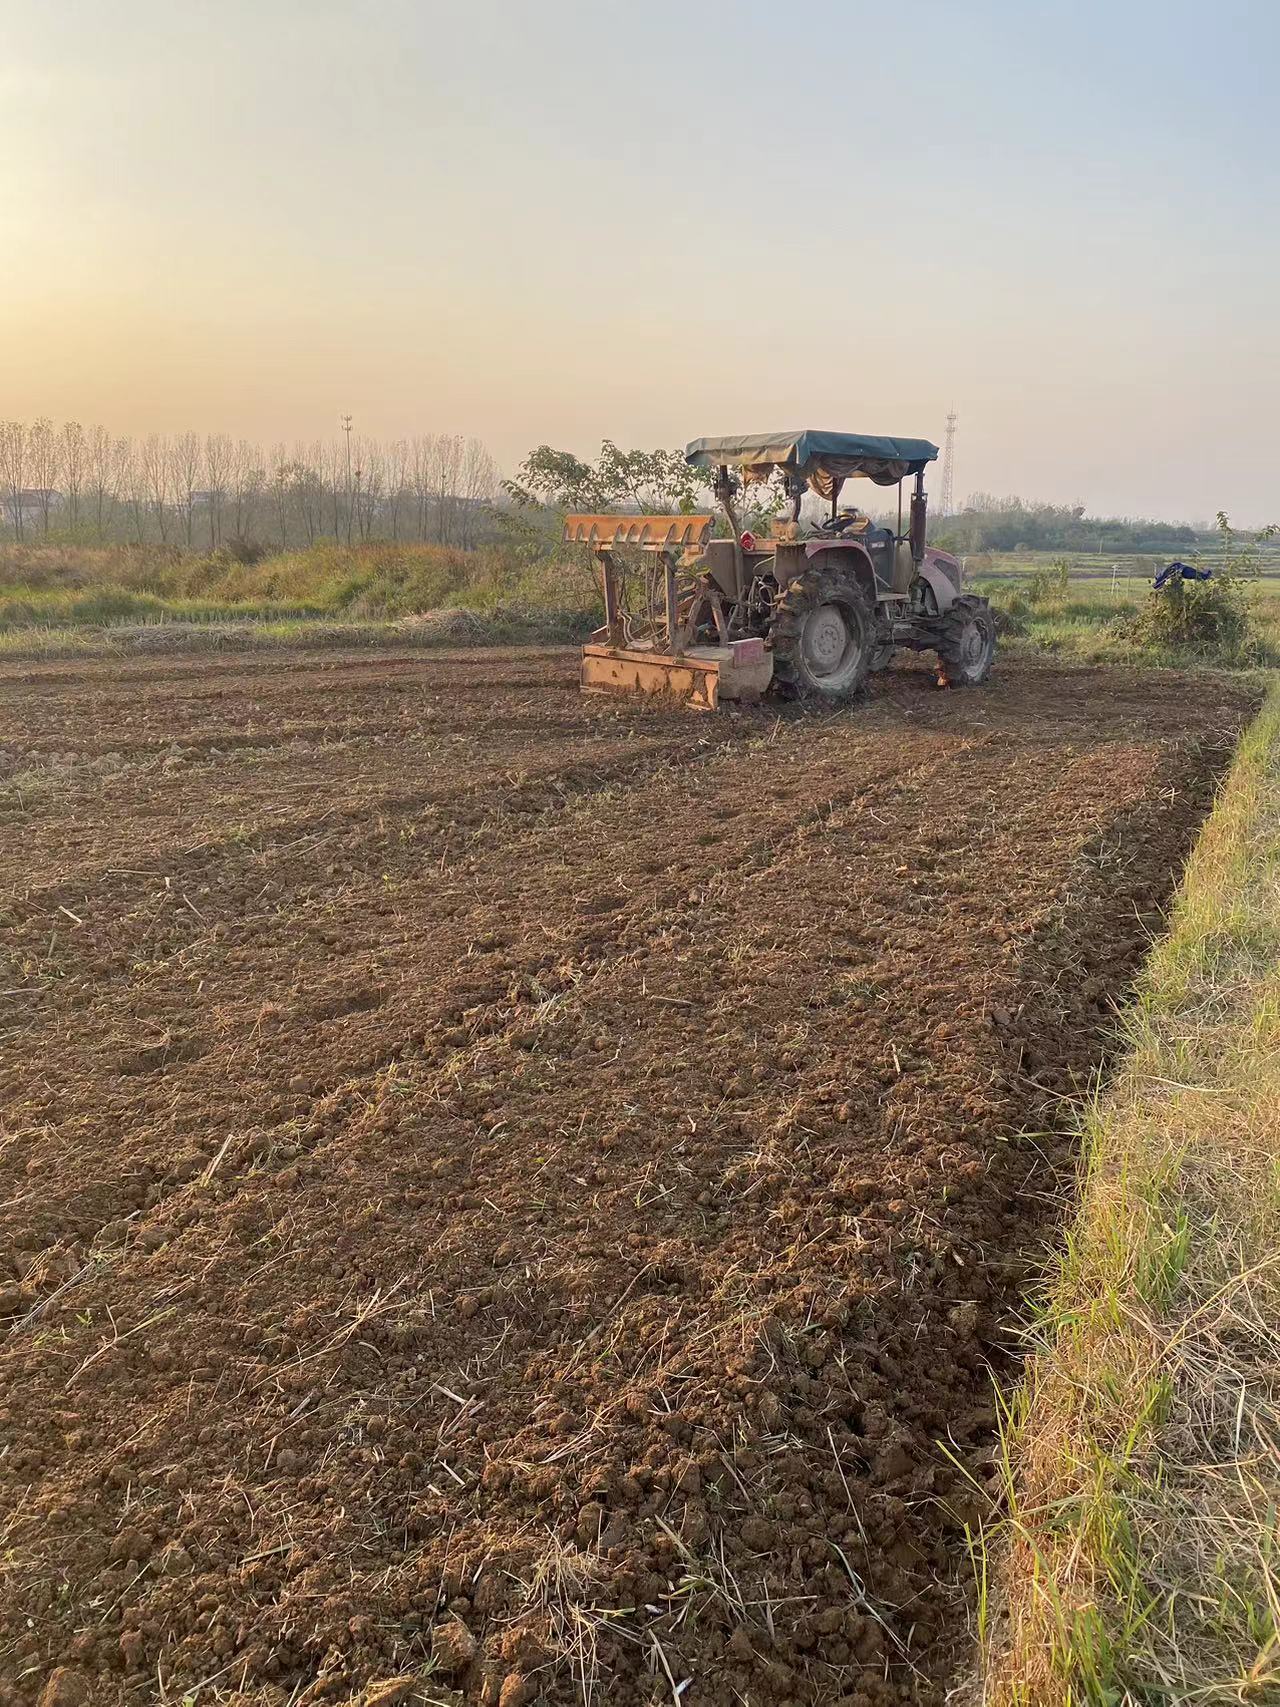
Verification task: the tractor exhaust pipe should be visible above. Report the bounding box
[909,469,928,566]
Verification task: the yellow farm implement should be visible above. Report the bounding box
[570,513,774,710]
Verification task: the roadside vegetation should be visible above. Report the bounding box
[971,517,1280,668]
[981,681,1280,1704]
[3,431,1277,671]
[5,527,1278,670]
[0,534,601,654]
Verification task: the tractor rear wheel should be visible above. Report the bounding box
[936,594,996,686]
[770,565,874,700]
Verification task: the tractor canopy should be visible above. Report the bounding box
[685,430,938,489]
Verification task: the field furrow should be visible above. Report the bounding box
[0,646,1256,1707]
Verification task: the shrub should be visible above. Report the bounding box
[1126,573,1258,662]
[1026,558,1071,607]
[1117,516,1278,666]
[991,604,1030,638]
[222,536,268,565]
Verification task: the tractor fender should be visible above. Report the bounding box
[800,541,878,601]
[917,549,962,614]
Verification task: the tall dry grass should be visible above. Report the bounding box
[981,682,1280,1703]
[0,537,600,630]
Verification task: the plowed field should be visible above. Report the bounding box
[0,647,1255,1707]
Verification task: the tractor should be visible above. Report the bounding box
[570,429,996,710]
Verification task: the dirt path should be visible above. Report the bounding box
[0,647,1256,1707]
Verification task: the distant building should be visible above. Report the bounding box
[3,488,62,527]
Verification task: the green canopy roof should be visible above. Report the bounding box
[685,430,938,487]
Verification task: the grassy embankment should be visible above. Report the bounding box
[3,538,1279,668]
[0,539,600,654]
[981,680,1280,1703]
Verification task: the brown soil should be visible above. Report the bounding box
[0,646,1256,1707]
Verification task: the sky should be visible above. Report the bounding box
[2,0,1277,525]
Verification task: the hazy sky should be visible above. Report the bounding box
[3,0,1277,523]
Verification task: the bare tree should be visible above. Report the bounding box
[142,434,171,542]
[293,442,324,543]
[384,438,409,540]
[27,417,63,533]
[319,441,343,540]
[85,426,133,540]
[110,437,132,536]
[457,436,498,547]
[0,421,26,540]
[230,440,260,541]
[269,445,289,548]
[86,425,112,539]
[123,440,149,544]
[2,413,503,548]
[356,437,384,542]
[60,421,86,533]
[428,433,464,546]
[204,434,233,547]
[171,431,202,547]
[410,436,433,541]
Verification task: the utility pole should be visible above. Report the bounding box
[341,414,354,546]
[940,409,958,517]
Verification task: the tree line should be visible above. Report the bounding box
[933,493,1200,556]
[1,421,1214,560]
[506,444,1209,555]
[0,419,499,551]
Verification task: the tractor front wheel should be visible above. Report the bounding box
[936,594,996,686]
[770,566,874,700]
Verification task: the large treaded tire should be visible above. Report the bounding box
[936,593,997,687]
[770,564,874,701]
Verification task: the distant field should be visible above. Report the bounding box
[970,546,1280,580]
[964,550,1280,665]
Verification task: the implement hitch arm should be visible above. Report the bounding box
[564,514,714,654]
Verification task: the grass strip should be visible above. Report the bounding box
[982,680,1280,1704]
